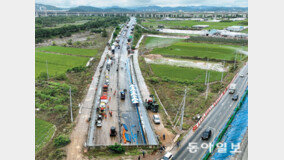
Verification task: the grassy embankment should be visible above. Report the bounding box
[35,46,100,159]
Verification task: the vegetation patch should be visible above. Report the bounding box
[142,19,248,30]
[35,51,89,77]
[36,46,98,57]
[150,42,237,61]
[35,118,56,153]
[143,37,183,49]
[150,64,224,83]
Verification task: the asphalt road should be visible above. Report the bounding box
[173,64,248,160]
[117,17,144,144]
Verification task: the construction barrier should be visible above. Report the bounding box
[193,73,239,131]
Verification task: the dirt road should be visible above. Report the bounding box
[65,31,115,160]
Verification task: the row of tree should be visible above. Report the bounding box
[36,17,128,43]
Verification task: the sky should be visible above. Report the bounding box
[36,0,248,8]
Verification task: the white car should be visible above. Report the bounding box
[240,74,244,78]
[96,120,102,127]
[153,115,160,124]
[161,152,173,160]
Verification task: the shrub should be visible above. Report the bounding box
[54,105,68,112]
[108,143,125,154]
[53,134,70,147]
[148,77,159,84]
[48,149,66,160]
[54,74,67,81]
[211,82,224,93]
[102,29,107,37]
[67,66,86,73]
[38,72,48,81]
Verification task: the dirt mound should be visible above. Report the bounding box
[144,54,163,60]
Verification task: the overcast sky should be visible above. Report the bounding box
[36,0,248,8]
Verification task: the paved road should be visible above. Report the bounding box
[173,64,248,160]
[118,17,144,144]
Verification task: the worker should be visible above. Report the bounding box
[142,151,145,158]
[138,156,140,160]
[163,134,165,140]
[177,140,181,147]
[109,111,112,117]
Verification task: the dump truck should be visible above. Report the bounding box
[229,83,237,94]
[110,126,117,136]
[120,91,125,100]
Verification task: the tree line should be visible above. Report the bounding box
[36,16,129,43]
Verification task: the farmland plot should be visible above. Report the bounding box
[35,118,56,153]
[36,46,98,57]
[35,51,89,77]
[151,42,237,61]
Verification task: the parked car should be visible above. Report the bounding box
[232,94,239,101]
[161,152,173,160]
[201,128,212,140]
[240,74,244,78]
[153,115,160,124]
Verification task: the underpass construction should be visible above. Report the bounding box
[86,17,158,148]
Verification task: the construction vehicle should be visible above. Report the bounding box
[103,84,108,92]
[144,95,159,113]
[96,115,102,127]
[110,126,117,136]
[120,91,125,100]
[229,83,237,94]
[111,45,115,54]
[106,59,111,71]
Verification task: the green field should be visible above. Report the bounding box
[35,118,56,152]
[142,19,248,30]
[35,51,89,77]
[150,42,237,61]
[144,37,183,49]
[36,46,98,57]
[151,64,223,83]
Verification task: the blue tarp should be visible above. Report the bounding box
[125,133,131,142]
[211,93,248,160]
[123,124,128,131]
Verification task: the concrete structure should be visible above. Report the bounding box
[35,11,248,19]
[192,25,209,29]
[226,26,245,32]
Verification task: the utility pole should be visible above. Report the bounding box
[180,88,187,131]
[205,58,209,85]
[221,61,225,82]
[206,72,210,100]
[69,87,73,122]
[46,60,49,80]
[234,51,237,69]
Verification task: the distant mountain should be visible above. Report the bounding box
[131,6,248,12]
[35,4,247,12]
[68,6,103,12]
[69,6,132,12]
[104,7,133,12]
[35,3,65,11]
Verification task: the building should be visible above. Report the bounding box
[192,25,209,29]
[226,26,245,32]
